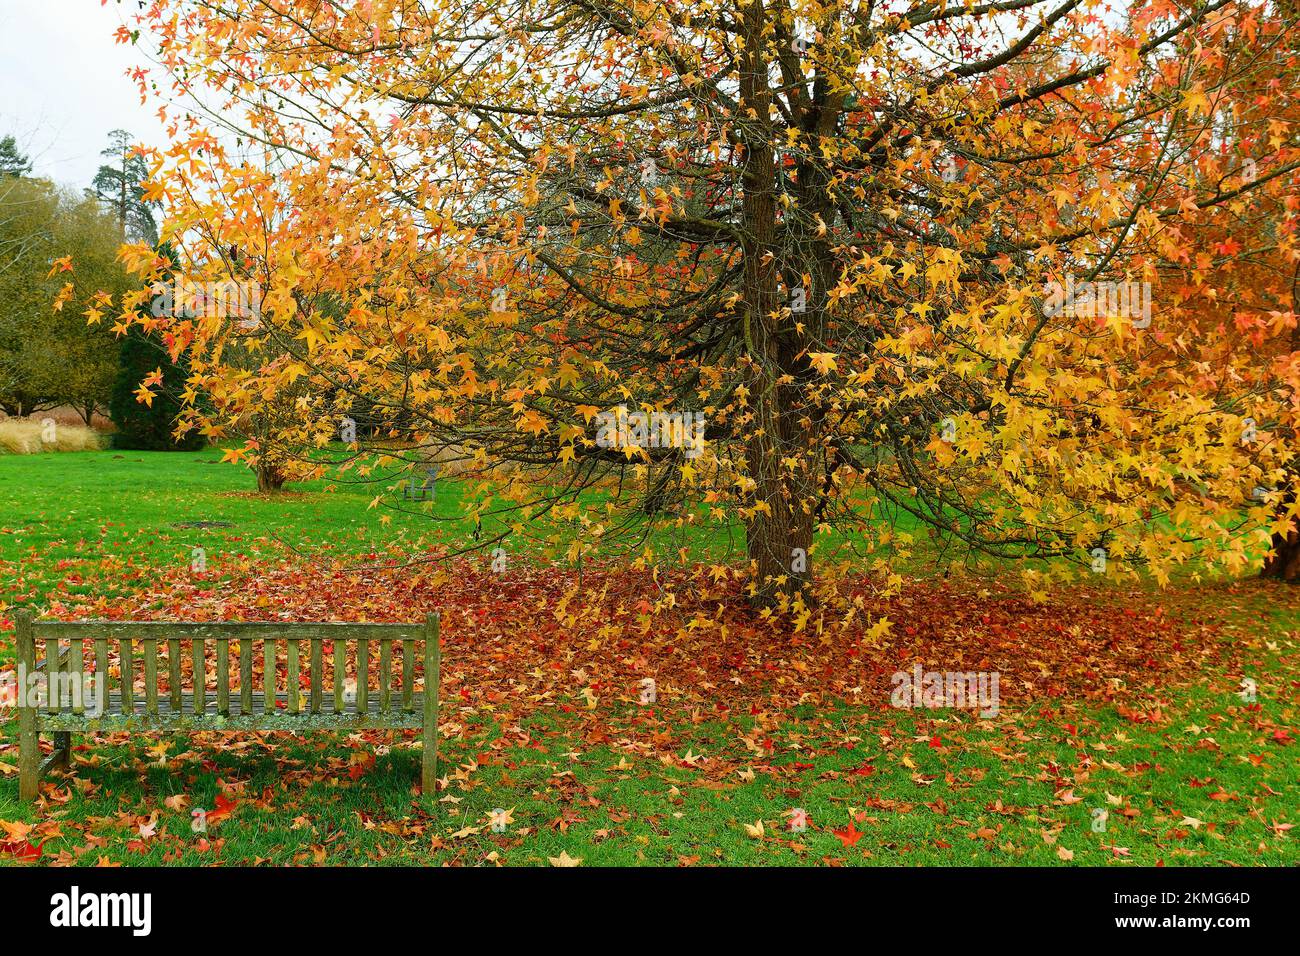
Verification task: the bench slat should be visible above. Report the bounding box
[45,637,59,712]
[240,639,253,713]
[333,639,344,713]
[32,621,424,641]
[358,640,369,714]
[287,639,300,713]
[97,638,110,704]
[192,637,206,716]
[216,637,230,715]
[264,640,276,713]
[379,639,391,713]
[402,638,414,712]
[39,690,427,730]
[70,640,84,714]
[144,638,158,715]
[169,638,181,708]
[310,640,322,715]
[121,637,134,714]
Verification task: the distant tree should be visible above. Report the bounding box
[90,130,158,245]
[54,196,132,422]
[0,177,58,415]
[0,136,32,178]
[108,245,205,450]
[0,179,127,418]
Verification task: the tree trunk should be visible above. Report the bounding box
[737,0,814,607]
[1262,483,1300,581]
[256,459,286,494]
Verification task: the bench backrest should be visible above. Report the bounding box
[13,611,439,717]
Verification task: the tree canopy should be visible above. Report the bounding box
[98,0,1300,605]
[0,176,128,419]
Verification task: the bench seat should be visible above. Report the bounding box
[39,691,430,731]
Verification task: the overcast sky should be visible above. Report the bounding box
[0,0,171,190]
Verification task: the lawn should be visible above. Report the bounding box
[0,450,1296,866]
[0,447,775,597]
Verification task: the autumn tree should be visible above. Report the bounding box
[106,0,1300,605]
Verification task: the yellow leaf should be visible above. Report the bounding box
[808,352,838,374]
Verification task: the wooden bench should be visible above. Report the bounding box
[13,610,440,803]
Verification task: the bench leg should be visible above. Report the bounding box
[51,732,71,771]
[18,722,39,803]
[16,609,39,803]
[421,726,438,795]
[421,612,440,797]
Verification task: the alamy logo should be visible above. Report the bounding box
[890,664,1000,717]
[2,665,103,717]
[594,407,705,459]
[1042,276,1151,328]
[50,886,152,936]
[150,278,262,330]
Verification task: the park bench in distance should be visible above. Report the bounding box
[13,610,440,803]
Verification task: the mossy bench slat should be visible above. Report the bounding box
[14,611,440,803]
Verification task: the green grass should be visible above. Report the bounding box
[0,449,1295,866]
[0,447,478,567]
[0,447,762,580]
[2,676,1294,866]
[0,447,934,605]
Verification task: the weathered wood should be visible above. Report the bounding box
[216,637,230,715]
[45,636,60,713]
[240,638,253,713]
[264,640,276,713]
[70,639,84,715]
[144,638,158,715]
[333,639,345,713]
[18,617,442,796]
[53,731,72,770]
[402,639,414,713]
[33,621,423,641]
[379,640,392,713]
[192,636,206,716]
[169,638,181,708]
[96,638,110,702]
[42,742,71,775]
[287,639,300,713]
[40,691,428,731]
[121,637,134,714]
[310,639,322,714]
[422,613,441,793]
[17,610,38,802]
[358,639,369,714]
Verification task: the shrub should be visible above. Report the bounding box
[0,418,104,454]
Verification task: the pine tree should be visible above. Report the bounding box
[89,130,158,245]
[0,136,31,178]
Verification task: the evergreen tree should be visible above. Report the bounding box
[0,136,31,178]
[89,130,158,245]
[109,246,205,450]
